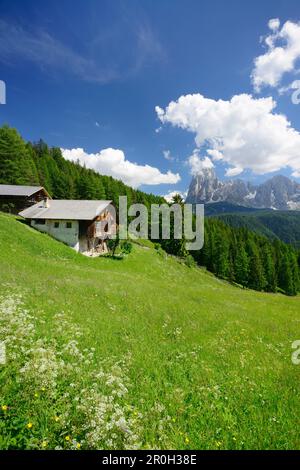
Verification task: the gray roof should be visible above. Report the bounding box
[0,184,47,197]
[19,199,113,221]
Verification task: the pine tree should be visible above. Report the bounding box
[262,243,277,292]
[214,231,230,279]
[234,242,249,287]
[278,251,295,296]
[0,126,39,185]
[247,240,266,291]
[290,251,300,295]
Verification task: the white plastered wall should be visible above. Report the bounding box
[31,219,79,251]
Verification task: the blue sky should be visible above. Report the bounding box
[1,0,300,197]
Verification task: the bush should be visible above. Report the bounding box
[120,241,133,255]
[185,255,196,268]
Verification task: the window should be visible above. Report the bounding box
[66,222,72,229]
[54,222,59,228]
[34,219,45,225]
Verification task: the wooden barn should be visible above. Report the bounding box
[19,199,117,256]
[0,184,50,213]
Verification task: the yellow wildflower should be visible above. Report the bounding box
[41,387,46,392]
[27,422,33,429]
[76,443,81,449]
[65,435,70,441]
[185,437,190,444]
[1,405,8,411]
[53,415,60,422]
[34,393,39,398]
[42,441,47,448]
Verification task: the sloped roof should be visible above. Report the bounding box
[0,184,48,197]
[19,199,113,221]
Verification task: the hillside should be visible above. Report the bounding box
[212,210,300,248]
[204,202,264,216]
[1,125,299,296]
[0,213,300,450]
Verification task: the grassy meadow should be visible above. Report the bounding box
[0,212,300,449]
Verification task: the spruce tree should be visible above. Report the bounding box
[278,251,295,296]
[234,242,249,287]
[0,125,39,185]
[247,240,266,291]
[290,252,300,295]
[214,231,230,279]
[262,243,277,292]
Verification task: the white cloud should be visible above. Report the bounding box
[156,93,300,177]
[163,190,187,203]
[163,150,175,161]
[252,19,300,92]
[225,166,243,177]
[187,150,214,176]
[61,147,180,188]
[268,18,280,32]
[207,149,223,161]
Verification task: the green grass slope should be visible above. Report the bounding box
[0,212,300,450]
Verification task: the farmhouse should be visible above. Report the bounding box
[19,198,116,256]
[0,184,50,213]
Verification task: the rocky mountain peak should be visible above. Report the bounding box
[186,172,300,210]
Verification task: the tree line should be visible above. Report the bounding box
[191,219,300,296]
[158,196,300,297]
[0,125,164,209]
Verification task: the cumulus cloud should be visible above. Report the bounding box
[61,147,180,188]
[187,150,214,176]
[156,93,300,177]
[252,19,300,92]
[268,18,280,32]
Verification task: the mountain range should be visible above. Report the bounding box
[186,168,300,210]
